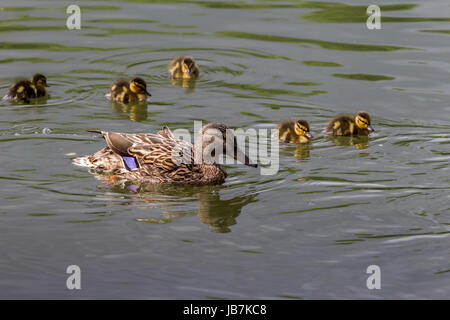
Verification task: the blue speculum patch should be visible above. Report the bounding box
[122,156,139,171]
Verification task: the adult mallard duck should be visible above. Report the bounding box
[3,73,49,103]
[73,123,257,185]
[276,118,313,143]
[106,77,151,103]
[168,56,200,79]
[324,111,375,136]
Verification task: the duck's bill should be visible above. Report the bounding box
[145,90,152,97]
[368,125,375,132]
[46,84,51,87]
[306,132,314,139]
[233,146,258,168]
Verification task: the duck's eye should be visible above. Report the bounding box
[297,124,308,132]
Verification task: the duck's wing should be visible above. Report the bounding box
[88,128,194,172]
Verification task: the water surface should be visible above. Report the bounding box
[0,0,449,299]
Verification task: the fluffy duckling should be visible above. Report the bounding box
[106,77,151,103]
[3,73,49,103]
[324,111,375,136]
[277,119,313,143]
[168,56,200,79]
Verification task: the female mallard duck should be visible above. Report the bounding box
[3,73,49,103]
[276,118,313,143]
[324,111,375,136]
[168,56,200,79]
[73,123,257,185]
[106,77,151,103]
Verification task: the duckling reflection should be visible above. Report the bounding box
[279,143,311,160]
[169,77,196,94]
[93,178,257,233]
[327,135,369,150]
[110,100,148,122]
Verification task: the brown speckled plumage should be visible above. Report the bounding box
[73,123,257,186]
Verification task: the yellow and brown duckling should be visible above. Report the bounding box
[276,119,313,143]
[324,111,375,136]
[3,73,49,103]
[168,56,200,79]
[106,77,151,103]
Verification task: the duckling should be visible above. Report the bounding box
[3,73,49,103]
[168,56,200,79]
[276,119,313,143]
[324,111,375,136]
[106,77,151,103]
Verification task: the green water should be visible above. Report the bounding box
[0,0,449,299]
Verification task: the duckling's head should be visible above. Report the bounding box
[294,119,313,139]
[31,73,49,89]
[355,111,375,132]
[181,57,196,79]
[129,77,151,96]
[195,122,257,168]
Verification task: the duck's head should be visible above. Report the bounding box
[129,77,151,96]
[195,123,257,168]
[355,111,375,132]
[31,73,49,89]
[294,119,313,140]
[181,57,196,79]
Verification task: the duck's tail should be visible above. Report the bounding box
[86,129,103,135]
[72,155,95,168]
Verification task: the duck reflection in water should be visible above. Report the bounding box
[280,143,311,160]
[169,77,196,94]
[92,177,257,233]
[110,100,148,122]
[327,135,369,150]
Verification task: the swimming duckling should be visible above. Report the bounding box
[106,77,151,103]
[3,73,49,103]
[168,56,200,79]
[324,111,375,136]
[276,119,313,143]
